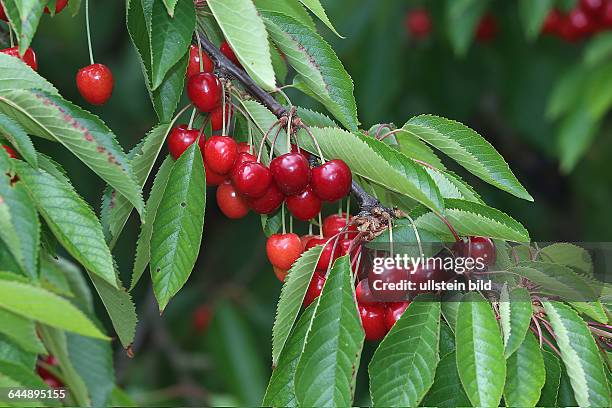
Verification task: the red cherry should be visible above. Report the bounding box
[2,145,17,159]
[186,44,213,79]
[305,236,342,272]
[220,41,241,66]
[246,181,284,214]
[216,181,249,219]
[475,14,498,42]
[580,0,605,16]
[542,9,563,34]
[603,1,612,28]
[367,261,410,301]
[291,143,311,160]
[44,0,68,14]
[270,153,311,195]
[266,233,302,270]
[1,47,38,71]
[356,279,377,304]
[237,142,251,154]
[204,161,227,186]
[303,272,326,307]
[233,151,257,169]
[231,161,272,198]
[559,9,590,40]
[167,125,204,160]
[286,187,321,221]
[322,213,356,238]
[210,104,233,132]
[457,236,496,266]
[405,8,431,39]
[0,4,7,21]
[300,234,315,250]
[76,63,114,105]
[384,302,410,330]
[204,136,238,175]
[273,265,288,282]
[311,159,352,202]
[187,72,222,113]
[359,303,388,341]
[193,304,213,333]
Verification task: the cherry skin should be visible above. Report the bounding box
[204,161,227,186]
[167,125,204,160]
[603,1,612,28]
[36,355,63,388]
[405,8,431,39]
[300,234,316,250]
[186,44,213,79]
[291,143,311,160]
[273,265,288,282]
[286,187,321,221]
[76,63,114,105]
[216,181,249,219]
[356,279,377,304]
[233,151,257,170]
[458,236,496,266]
[266,233,303,270]
[237,142,251,154]
[384,302,410,330]
[187,72,222,113]
[1,47,38,71]
[359,303,388,341]
[311,159,352,202]
[2,145,17,159]
[246,181,284,214]
[542,9,563,34]
[193,304,213,333]
[204,136,238,175]
[367,261,410,301]
[220,41,241,66]
[305,236,342,272]
[231,161,272,198]
[270,153,311,195]
[210,104,233,131]
[580,0,605,16]
[0,5,7,21]
[44,0,68,14]
[303,272,326,307]
[475,14,498,42]
[322,213,356,237]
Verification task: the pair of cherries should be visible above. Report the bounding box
[543,0,612,41]
[0,0,67,21]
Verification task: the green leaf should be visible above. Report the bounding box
[394,128,445,170]
[0,333,37,369]
[0,112,37,167]
[0,309,45,354]
[441,293,463,332]
[0,360,54,400]
[254,0,315,29]
[0,53,58,94]
[132,156,174,290]
[456,292,506,407]
[369,297,441,407]
[1,0,45,55]
[542,301,611,407]
[445,0,489,56]
[0,278,107,339]
[294,256,364,407]
[298,127,444,212]
[296,106,337,128]
[439,322,456,358]
[261,211,282,237]
[538,350,561,407]
[0,160,39,278]
[67,0,81,16]
[499,285,533,358]
[403,115,533,201]
[546,65,586,120]
[16,163,118,288]
[39,252,75,297]
[88,273,137,349]
[149,53,188,123]
[557,106,598,173]
[161,0,179,17]
[150,0,194,90]
[568,301,608,324]
[584,32,612,66]
[297,0,343,37]
[422,351,471,408]
[0,90,144,216]
[150,143,206,311]
[413,198,530,242]
[265,14,358,131]
[504,331,546,407]
[263,304,316,407]
[271,245,323,365]
[208,0,276,91]
[46,255,93,313]
[424,167,482,202]
[518,0,554,40]
[539,243,593,276]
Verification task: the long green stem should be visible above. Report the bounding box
[85,0,95,64]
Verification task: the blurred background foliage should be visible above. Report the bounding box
[3,0,611,405]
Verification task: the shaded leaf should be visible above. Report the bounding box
[504,331,546,407]
[499,285,533,358]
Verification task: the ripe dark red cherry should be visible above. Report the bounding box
[405,8,431,39]
[367,262,410,301]
[286,187,321,221]
[1,47,38,71]
[2,145,17,159]
[322,213,356,237]
[187,72,222,113]
[475,14,498,42]
[270,153,311,195]
[193,304,213,333]
[220,41,241,66]
[76,63,114,105]
[580,0,604,16]
[204,136,238,175]
[542,9,563,34]
[303,272,326,307]
[237,142,251,154]
[210,104,233,131]
[186,44,213,79]
[311,159,352,202]
[266,233,302,270]
[246,181,284,214]
[384,302,410,330]
[0,5,7,21]
[204,161,227,186]
[356,279,377,304]
[359,303,388,341]
[305,236,342,272]
[603,1,612,28]
[459,236,496,266]
[167,125,204,160]
[300,234,315,250]
[216,181,249,219]
[291,143,311,160]
[231,161,272,198]
[233,151,257,170]
[273,265,288,282]
[36,355,63,388]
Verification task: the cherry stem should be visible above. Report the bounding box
[85,0,95,65]
[256,119,282,163]
[187,107,198,129]
[9,28,14,48]
[373,123,394,139]
[378,128,403,141]
[268,126,284,162]
[413,159,438,171]
[434,211,460,242]
[281,204,286,234]
[222,80,227,136]
[298,124,325,164]
[318,213,323,238]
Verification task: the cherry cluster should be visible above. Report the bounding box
[543,0,612,41]
[1,1,114,106]
[36,355,63,388]
[404,8,498,42]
